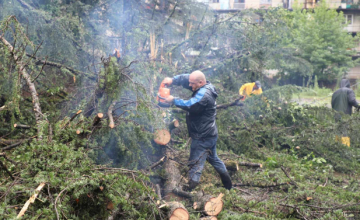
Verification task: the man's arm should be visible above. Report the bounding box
[348,90,359,107]
[174,87,207,113]
[172,74,192,91]
[239,84,245,96]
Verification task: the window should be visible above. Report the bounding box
[234,0,245,3]
[212,0,219,3]
[345,14,353,25]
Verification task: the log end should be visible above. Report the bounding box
[173,119,179,127]
[109,123,115,129]
[169,208,189,220]
[204,193,224,216]
[76,110,82,114]
[97,113,104,118]
[154,129,171,145]
[14,124,17,128]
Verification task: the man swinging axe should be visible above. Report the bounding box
[162,70,232,191]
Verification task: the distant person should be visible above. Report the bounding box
[162,70,232,191]
[239,81,262,100]
[331,79,359,115]
[331,79,359,147]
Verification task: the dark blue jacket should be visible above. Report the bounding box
[331,79,359,115]
[172,74,218,139]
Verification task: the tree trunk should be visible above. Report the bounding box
[193,193,224,216]
[163,146,183,201]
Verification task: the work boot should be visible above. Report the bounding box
[184,180,199,192]
[219,172,232,190]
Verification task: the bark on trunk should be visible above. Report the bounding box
[239,162,262,168]
[163,146,183,201]
[14,124,31,129]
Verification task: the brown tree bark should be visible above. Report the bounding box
[163,146,182,201]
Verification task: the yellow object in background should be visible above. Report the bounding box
[239,82,263,98]
[335,136,350,147]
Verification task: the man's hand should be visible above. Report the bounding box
[163,77,173,86]
[164,95,174,104]
[240,95,246,101]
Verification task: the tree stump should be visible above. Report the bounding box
[154,129,171,145]
[193,193,224,216]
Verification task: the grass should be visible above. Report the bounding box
[292,87,360,107]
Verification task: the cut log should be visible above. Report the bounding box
[224,160,239,171]
[193,193,224,216]
[200,216,217,220]
[168,119,179,131]
[239,162,262,168]
[14,124,31,129]
[92,113,104,127]
[76,129,83,135]
[0,138,25,146]
[62,110,82,129]
[107,102,116,128]
[153,129,171,145]
[161,201,189,220]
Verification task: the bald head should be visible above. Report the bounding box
[189,70,206,91]
[190,70,206,82]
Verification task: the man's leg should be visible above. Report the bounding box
[187,138,210,190]
[207,137,232,190]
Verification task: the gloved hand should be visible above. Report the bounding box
[239,95,246,101]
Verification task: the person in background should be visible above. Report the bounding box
[331,79,359,147]
[162,70,232,191]
[331,79,359,115]
[239,81,262,100]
